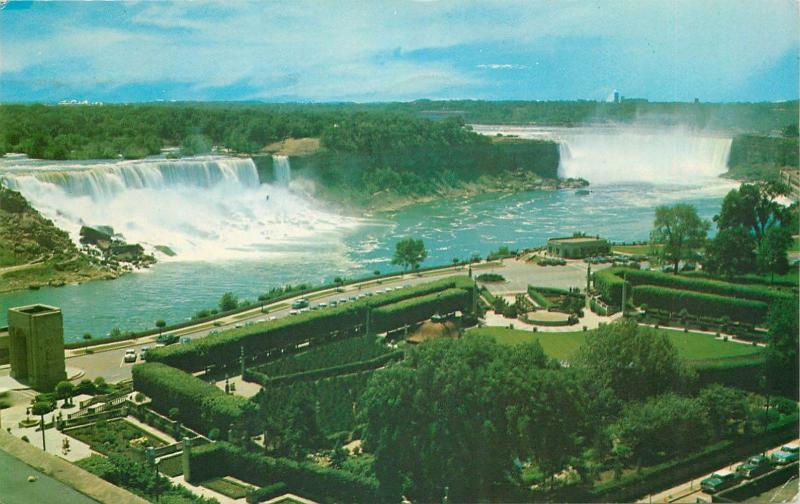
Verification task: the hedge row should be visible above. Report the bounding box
[592,268,627,305]
[246,482,288,503]
[526,286,553,309]
[245,350,404,387]
[252,335,390,378]
[131,363,248,435]
[632,285,768,324]
[188,442,381,503]
[371,288,470,333]
[583,414,799,503]
[694,358,766,391]
[622,269,794,303]
[147,276,474,372]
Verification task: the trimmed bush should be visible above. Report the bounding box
[188,441,381,503]
[148,277,473,372]
[623,269,794,303]
[632,285,768,324]
[131,363,248,434]
[527,286,552,309]
[593,269,628,305]
[371,288,469,333]
[247,482,288,503]
[246,350,404,387]
[476,273,505,283]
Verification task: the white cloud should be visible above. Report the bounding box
[1,0,797,100]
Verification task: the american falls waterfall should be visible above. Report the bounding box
[0,155,355,261]
[272,155,291,186]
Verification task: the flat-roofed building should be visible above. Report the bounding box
[547,235,609,259]
[8,304,66,391]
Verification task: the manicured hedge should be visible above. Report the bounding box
[246,482,287,503]
[632,286,768,324]
[592,268,627,305]
[694,358,766,391]
[147,277,473,372]
[252,335,391,379]
[527,286,553,309]
[371,288,470,333]
[245,350,404,387]
[188,441,382,503]
[623,269,794,303]
[131,363,248,434]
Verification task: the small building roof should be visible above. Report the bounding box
[548,235,606,244]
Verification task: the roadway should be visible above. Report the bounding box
[65,256,610,383]
[66,265,471,382]
[637,439,799,503]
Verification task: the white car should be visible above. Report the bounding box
[139,346,150,360]
[268,316,277,321]
[123,349,137,363]
[289,310,299,316]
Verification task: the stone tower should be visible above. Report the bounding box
[8,304,66,391]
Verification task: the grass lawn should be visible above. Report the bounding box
[611,244,661,255]
[201,477,252,499]
[66,418,168,462]
[468,326,763,363]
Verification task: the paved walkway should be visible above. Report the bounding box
[0,366,84,391]
[483,309,622,332]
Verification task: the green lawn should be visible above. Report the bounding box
[467,326,763,363]
[611,244,661,256]
[201,477,252,499]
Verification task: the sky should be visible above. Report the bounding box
[1,0,798,104]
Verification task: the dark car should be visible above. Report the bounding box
[156,334,179,346]
[736,455,771,479]
[700,470,741,494]
[291,298,309,310]
[770,445,799,465]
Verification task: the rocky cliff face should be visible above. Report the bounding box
[0,186,153,293]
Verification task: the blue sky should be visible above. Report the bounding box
[1,0,798,103]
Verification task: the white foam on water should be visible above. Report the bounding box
[0,155,357,262]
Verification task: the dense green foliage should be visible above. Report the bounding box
[391,238,427,271]
[476,272,505,282]
[147,276,473,371]
[187,442,380,503]
[131,363,249,434]
[255,371,374,436]
[632,285,768,324]
[251,336,391,379]
[728,134,799,170]
[371,287,470,332]
[592,268,627,305]
[574,321,693,402]
[764,299,799,396]
[77,454,216,504]
[622,268,794,304]
[650,204,709,273]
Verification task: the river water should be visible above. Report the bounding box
[0,126,738,341]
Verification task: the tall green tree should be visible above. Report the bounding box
[714,183,791,246]
[574,320,693,402]
[756,226,792,282]
[391,238,427,272]
[650,204,709,273]
[703,227,757,277]
[764,299,799,396]
[218,292,239,312]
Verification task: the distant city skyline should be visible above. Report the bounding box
[1,0,798,103]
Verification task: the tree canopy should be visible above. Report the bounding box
[650,204,709,273]
[391,238,428,272]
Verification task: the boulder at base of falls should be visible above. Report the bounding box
[79,225,114,245]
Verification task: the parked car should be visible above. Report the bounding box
[123,349,137,363]
[208,329,219,336]
[701,470,741,494]
[736,455,772,478]
[291,299,310,309]
[179,336,192,344]
[268,316,277,321]
[234,323,243,329]
[156,334,179,346]
[289,310,299,316]
[139,346,150,360]
[770,445,799,465]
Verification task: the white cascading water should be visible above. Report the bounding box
[273,155,291,187]
[472,125,733,185]
[0,155,355,261]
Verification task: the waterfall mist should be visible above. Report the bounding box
[0,155,355,261]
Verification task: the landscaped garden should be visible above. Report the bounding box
[467,326,764,364]
[66,418,168,462]
[200,477,252,499]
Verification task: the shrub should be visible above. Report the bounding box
[631,285,768,324]
[476,273,505,283]
[593,269,627,305]
[131,363,249,434]
[527,286,552,309]
[149,277,473,372]
[371,288,469,333]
